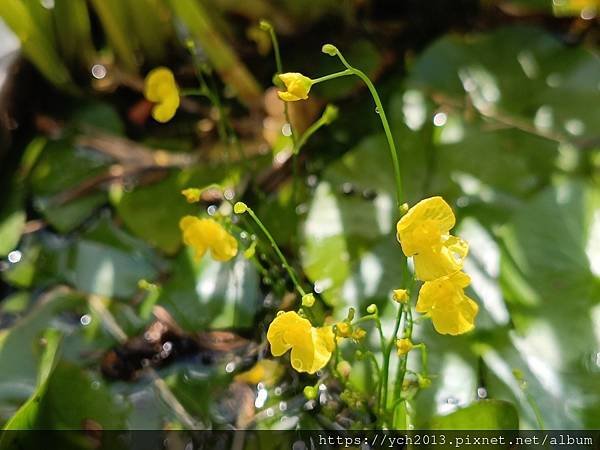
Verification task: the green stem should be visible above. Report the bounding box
[312,69,353,84]
[325,49,404,208]
[245,208,306,297]
[381,304,404,417]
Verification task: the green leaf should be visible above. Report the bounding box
[408,26,600,144]
[30,139,111,232]
[483,180,600,428]
[0,185,25,257]
[430,399,519,430]
[158,249,260,331]
[1,328,62,434]
[0,291,77,407]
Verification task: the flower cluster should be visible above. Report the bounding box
[396,196,478,335]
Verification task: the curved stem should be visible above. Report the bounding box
[245,208,306,297]
[328,51,404,208]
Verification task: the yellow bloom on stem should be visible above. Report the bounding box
[179,216,238,262]
[144,67,180,123]
[416,271,478,335]
[267,311,335,374]
[277,72,312,102]
[234,359,283,386]
[392,289,409,304]
[396,338,414,356]
[181,188,202,203]
[396,196,468,281]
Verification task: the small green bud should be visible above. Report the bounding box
[399,203,409,215]
[366,303,378,314]
[321,44,338,56]
[301,293,315,307]
[417,374,432,389]
[337,361,351,378]
[259,20,272,31]
[303,386,318,400]
[234,202,248,214]
[346,307,355,322]
[321,104,339,124]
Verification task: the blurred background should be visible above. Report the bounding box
[0,0,599,434]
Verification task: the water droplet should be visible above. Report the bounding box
[292,441,307,450]
[318,383,327,391]
[433,112,448,127]
[91,64,107,80]
[255,387,268,408]
[477,387,488,398]
[224,189,234,200]
[80,314,92,326]
[91,381,101,390]
[306,175,318,187]
[40,0,54,9]
[282,123,292,137]
[7,251,22,264]
[207,205,217,216]
[278,401,287,411]
[266,408,274,417]
[225,362,235,373]
[162,342,173,353]
[274,387,282,396]
[375,107,380,114]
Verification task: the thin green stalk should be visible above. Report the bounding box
[381,304,404,416]
[245,207,306,297]
[321,46,404,208]
[311,69,352,84]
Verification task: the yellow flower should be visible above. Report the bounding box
[234,360,283,386]
[392,289,409,304]
[267,311,335,374]
[416,271,478,335]
[396,338,414,356]
[396,196,468,281]
[277,73,313,102]
[144,67,180,123]
[179,216,238,262]
[181,188,202,203]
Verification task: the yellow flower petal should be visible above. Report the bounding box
[151,94,179,123]
[289,326,335,374]
[412,235,469,281]
[181,188,202,203]
[179,216,238,262]
[234,360,283,386]
[396,338,414,356]
[416,271,478,335]
[144,67,179,122]
[267,311,311,356]
[397,196,455,257]
[277,72,312,102]
[266,312,334,374]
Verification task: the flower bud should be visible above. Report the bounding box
[335,322,352,337]
[301,293,315,307]
[234,202,248,214]
[321,44,338,56]
[181,188,202,203]
[396,338,414,356]
[259,20,272,31]
[352,328,366,341]
[366,304,378,314]
[321,105,339,124]
[392,289,409,304]
[336,361,351,378]
[303,386,318,400]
